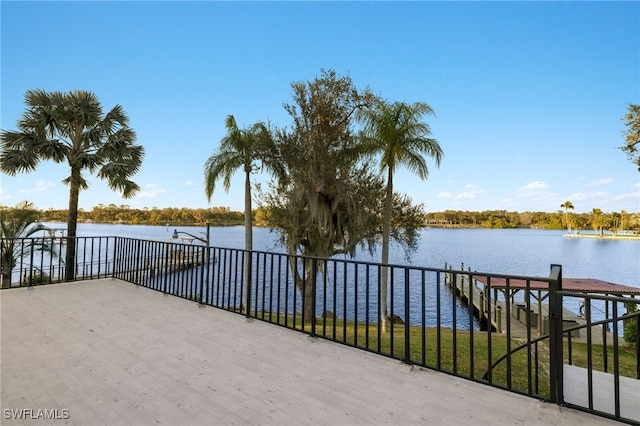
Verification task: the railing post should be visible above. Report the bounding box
[404,267,411,364]
[548,264,564,405]
[198,245,205,306]
[245,250,252,319]
[635,310,640,379]
[311,258,317,338]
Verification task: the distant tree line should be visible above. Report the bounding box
[29,204,245,226]
[425,209,640,232]
[4,204,637,232]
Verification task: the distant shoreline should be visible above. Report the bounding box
[564,233,640,241]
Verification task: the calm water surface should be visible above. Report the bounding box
[55,223,639,289]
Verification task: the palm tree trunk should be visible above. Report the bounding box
[243,169,253,313]
[380,167,393,332]
[65,167,81,281]
[1,244,14,288]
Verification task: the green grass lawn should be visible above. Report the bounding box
[257,312,638,399]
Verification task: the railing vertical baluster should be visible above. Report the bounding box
[485,276,492,383]
[292,256,298,329]
[106,237,111,277]
[436,270,442,370]
[39,238,45,283]
[276,255,282,324]
[268,254,274,323]
[452,271,457,374]
[525,279,532,394]
[255,253,262,318]
[198,243,205,305]
[311,257,317,338]
[97,237,102,279]
[332,261,337,341]
[505,278,512,388]
[163,242,170,294]
[353,263,358,346]
[322,259,328,337]
[300,256,306,331]
[245,250,252,319]
[421,270,426,366]
[390,267,395,357]
[586,300,594,410]
[612,301,620,418]
[404,267,410,364]
[468,272,474,378]
[548,264,563,405]
[261,253,267,320]
[231,250,239,310]
[366,264,371,350]
[342,261,347,343]
[377,264,381,352]
[603,299,609,373]
[285,254,290,328]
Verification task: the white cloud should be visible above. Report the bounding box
[585,178,614,188]
[136,183,166,199]
[567,191,608,202]
[567,192,590,201]
[631,182,640,190]
[16,180,54,195]
[184,180,195,187]
[455,185,486,200]
[437,192,454,199]
[34,180,54,192]
[517,181,548,192]
[455,192,478,199]
[613,191,640,201]
[0,185,11,203]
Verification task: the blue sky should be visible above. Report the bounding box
[1,1,639,214]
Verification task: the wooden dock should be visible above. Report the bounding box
[445,271,624,345]
[445,272,501,332]
[116,250,206,280]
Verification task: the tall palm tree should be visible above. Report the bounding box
[357,100,443,331]
[560,201,574,233]
[591,208,605,235]
[204,115,283,312]
[0,201,56,288]
[1,89,144,281]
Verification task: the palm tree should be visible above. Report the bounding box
[0,201,56,288]
[591,208,605,235]
[204,115,283,312]
[560,201,575,233]
[1,89,144,281]
[357,100,443,331]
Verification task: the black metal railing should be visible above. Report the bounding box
[1,236,116,287]
[2,236,638,424]
[558,289,640,423]
[107,240,568,401]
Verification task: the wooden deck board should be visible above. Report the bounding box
[0,279,624,425]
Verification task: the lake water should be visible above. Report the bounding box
[36,222,639,330]
[59,222,640,289]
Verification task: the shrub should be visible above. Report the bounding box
[623,302,638,348]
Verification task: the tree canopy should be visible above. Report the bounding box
[260,69,428,321]
[621,103,640,171]
[0,89,144,280]
[356,99,443,330]
[0,201,56,288]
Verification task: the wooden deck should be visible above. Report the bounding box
[0,279,624,425]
